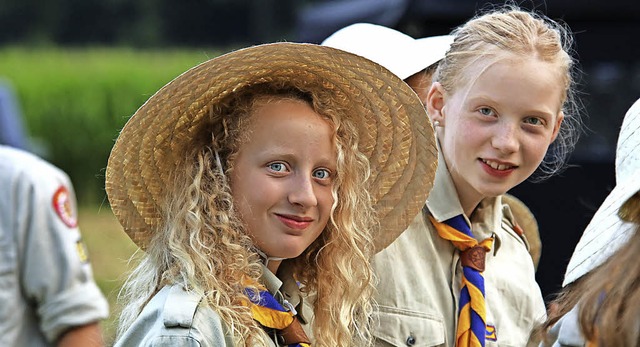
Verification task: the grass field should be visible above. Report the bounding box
[0,47,224,343]
[78,206,138,345]
[0,46,218,205]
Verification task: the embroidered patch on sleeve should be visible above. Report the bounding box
[486,324,497,341]
[52,186,78,228]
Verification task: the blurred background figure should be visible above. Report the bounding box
[0,78,49,157]
[0,145,109,346]
[321,21,453,103]
[0,79,29,150]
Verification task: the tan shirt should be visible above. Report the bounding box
[0,146,109,346]
[541,305,585,347]
[372,156,546,347]
[115,264,313,346]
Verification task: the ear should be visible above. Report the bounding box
[426,82,446,124]
[550,111,564,142]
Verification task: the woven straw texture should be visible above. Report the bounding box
[105,42,437,252]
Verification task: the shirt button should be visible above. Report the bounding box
[406,334,416,346]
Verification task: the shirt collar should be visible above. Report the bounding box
[426,142,502,248]
[259,263,283,296]
[259,263,310,323]
[426,146,464,222]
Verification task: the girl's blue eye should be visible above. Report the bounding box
[313,169,330,179]
[479,107,494,116]
[524,117,543,126]
[268,162,286,172]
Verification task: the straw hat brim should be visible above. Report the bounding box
[105,42,437,253]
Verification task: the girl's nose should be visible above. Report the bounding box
[491,122,520,154]
[288,174,318,207]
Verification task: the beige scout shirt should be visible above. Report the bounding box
[372,156,546,347]
[540,305,585,347]
[115,264,313,346]
[0,146,109,346]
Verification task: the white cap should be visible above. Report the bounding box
[563,97,640,286]
[321,23,454,80]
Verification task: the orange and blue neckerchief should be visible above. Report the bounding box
[430,215,494,347]
[244,287,310,347]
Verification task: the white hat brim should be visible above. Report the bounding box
[563,177,640,286]
[563,98,640,286]
[322,23,453,80]
[414,35,455,72]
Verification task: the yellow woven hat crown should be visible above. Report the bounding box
[105,42,437,252]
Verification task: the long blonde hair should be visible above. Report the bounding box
[434,5,583,180]
[117,82,376,346]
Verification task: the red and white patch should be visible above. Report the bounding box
[52,186,78,228]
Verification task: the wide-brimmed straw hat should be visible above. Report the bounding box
[321,23,453,80]
[563,98,640,286]
[106,42,437,252]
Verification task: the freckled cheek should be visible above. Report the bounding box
[521,140,550,166]
[446,118,479,141]
[233,178,274,213]
[447,127,483,160]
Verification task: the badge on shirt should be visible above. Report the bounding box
[52,185,78,228]
[486,324,497,341]
[76,240,89,263]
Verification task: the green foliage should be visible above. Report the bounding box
[0,46,219,204]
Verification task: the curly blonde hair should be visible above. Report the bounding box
[117,82,376,346]
[434,5,583,180]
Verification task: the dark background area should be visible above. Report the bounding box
[1,0,639,301]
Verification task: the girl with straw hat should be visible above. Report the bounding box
[536,98,640,346]
[106,42,437,346]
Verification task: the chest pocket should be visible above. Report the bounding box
[373,305,446,347]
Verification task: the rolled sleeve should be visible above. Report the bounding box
[15,160,108,342]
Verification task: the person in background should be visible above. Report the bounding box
[0,79,30,150]
[107,42,436,346]
[322,22,453,104]
[325,6,583,346]
[0,145,109,346]
[536,98,640,347]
